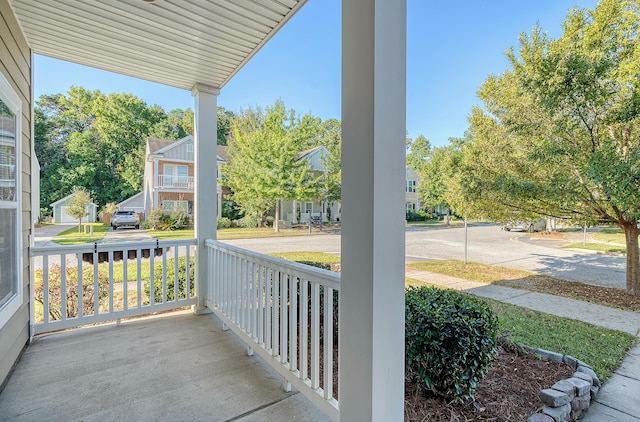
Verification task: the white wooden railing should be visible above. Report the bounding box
[205,240,340,420]
[157,174,194,189]
[30,239,196,335]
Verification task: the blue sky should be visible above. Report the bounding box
[34,0,599,147]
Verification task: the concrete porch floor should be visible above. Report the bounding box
[0,310,332,422]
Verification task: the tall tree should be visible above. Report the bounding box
[459,0,640,295]
[224,100,321,231]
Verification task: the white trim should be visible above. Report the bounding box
[0,69,24,331]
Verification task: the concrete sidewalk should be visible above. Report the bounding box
[405,267,640,421]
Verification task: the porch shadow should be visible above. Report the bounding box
[0,310,331,422]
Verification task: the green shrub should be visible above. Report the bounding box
[217,217,233,229]
[144,256,195,303]
[222,201,244,221]
[169,209,190,230]
[406,210,431,221]
[265,215,275,227]
[405,286,498,404]
[239,215,258,228]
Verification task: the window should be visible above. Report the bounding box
[0,71,22,330]
[305,202,313,213]
[406,180,416,193]
[162,200,189,213]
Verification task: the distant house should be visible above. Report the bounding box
[50,193,98,224]
[279,146,341,224]
[405,166,420,212]
[142,135,227,217]
[117,192,144,215]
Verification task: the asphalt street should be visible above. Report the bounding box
[227,224,627,289]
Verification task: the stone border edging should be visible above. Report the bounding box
[520,344,600,422]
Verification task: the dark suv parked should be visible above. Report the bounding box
[111,210,140,230]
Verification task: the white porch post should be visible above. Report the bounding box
[340,0,406,420]
[192,83,219,314]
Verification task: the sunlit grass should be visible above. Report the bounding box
[592,228,625,245]
[563,242,626,254]
[53,223,110,245]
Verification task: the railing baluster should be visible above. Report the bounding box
[250,261,256,340]
[280,272,288,365]
[42,255,50,324]
[93,250,99,316]
[137,248,142,309]
[108,251,114,312]
[272,270,280,358]
[311,282,320,390]
[77,253,83,319]
[265,268,272,352]
[258,264,265,346]
[300,278,308,381]
[290,273,297,372]
[162,248,167,303]
[60,255,66,322]
[149,248,155,306]
[324,287,334,399]
[185,244,191,299]
[173,246,179,302]
[123,251,128,310]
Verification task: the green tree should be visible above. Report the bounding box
[67,187,93,232]
[224,100,321,232]
[460,0,640,295]
[406,134,431,174]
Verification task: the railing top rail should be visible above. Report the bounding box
[31,238,196,256]
[205,239,341,290]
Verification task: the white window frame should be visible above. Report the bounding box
[0,71,23,330]
[305,202,313,213]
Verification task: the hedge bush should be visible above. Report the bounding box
[405,286,498,404]
[217,217,233,229]
[144,256,195,303]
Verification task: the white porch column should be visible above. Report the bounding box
[340,0,406,420]
[192,83,219,314]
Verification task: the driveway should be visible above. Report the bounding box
[100,227,152,243]
[33,224,75,247]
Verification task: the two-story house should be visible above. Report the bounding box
[142,135,227,218]
[406,166,420,212]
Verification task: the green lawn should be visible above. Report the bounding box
[53,223,110,245]
[563,242,626,254]
[408,260,532,284]
[592,228,625,244]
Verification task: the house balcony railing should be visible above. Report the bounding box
[205,239,340,420]
[157,174,194,189]
[30,238,196,335]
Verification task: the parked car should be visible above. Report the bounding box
[503,218,546,233]
[111,210,140,230]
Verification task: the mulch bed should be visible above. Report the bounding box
[404,342,575,421]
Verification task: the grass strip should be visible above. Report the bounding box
[563,242,626,254]
[53,224,110,245]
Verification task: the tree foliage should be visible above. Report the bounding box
[224,100,323,231]
[67,187,93,232]
[458,0,640,294]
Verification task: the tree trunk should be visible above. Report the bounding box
[623,222,640,296]
[274,200,280,233]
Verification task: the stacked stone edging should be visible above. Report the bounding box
[522,344,601,422]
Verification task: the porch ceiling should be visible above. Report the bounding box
[8,0,306,90]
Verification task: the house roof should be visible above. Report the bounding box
[50,193,98,208]
[9,0,307,91]
[296,146,326,161]
[147,135,229,161]
[118,192,144,208]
